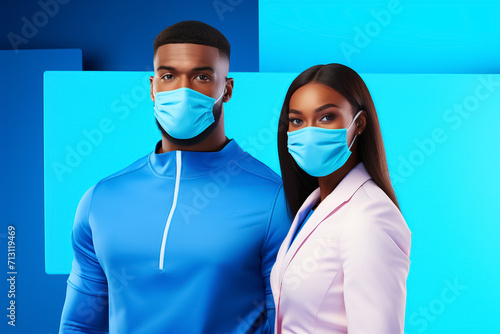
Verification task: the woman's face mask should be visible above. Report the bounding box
[286,83,362,177]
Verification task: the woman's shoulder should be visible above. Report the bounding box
[357,179,401,210]
[341,179,411,256]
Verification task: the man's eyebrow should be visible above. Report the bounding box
[156,66,176,72]
[192,66,214,73]
[155,66,215,73]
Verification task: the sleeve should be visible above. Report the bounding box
[340,200,411,334]
[59,185,110,334]
[259,185,293,333]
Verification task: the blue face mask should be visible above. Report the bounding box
[154,87,225,140]
[287,111,362,177]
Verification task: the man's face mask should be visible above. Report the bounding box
[154,87,225,145]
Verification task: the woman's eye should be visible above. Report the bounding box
[289,118,303,125]
[320,114,336,122]
[161,74,174,80]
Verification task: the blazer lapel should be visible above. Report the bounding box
[277,188,320,256]
[278,163,372,283]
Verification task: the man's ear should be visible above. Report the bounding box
[150,76,155,102]
[223,78,234,102]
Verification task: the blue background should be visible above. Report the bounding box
[2,0,500,333]
[259,0,500,73]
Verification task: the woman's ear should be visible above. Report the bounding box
[356,110,368,135]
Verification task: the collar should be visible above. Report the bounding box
[148,139,247,178]
[276,162,372,280]
[304,161,372,218]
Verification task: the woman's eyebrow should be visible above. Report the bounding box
[315,103,340,112]
[289,109,302,115]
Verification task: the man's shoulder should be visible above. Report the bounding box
[234,151,283,187]
[98,152,150,185]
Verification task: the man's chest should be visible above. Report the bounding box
[88,180,269,276]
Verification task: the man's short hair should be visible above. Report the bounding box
[153,20,231,60]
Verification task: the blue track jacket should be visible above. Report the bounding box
[59,139,291,333]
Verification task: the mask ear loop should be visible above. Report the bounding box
[347,110,363,150]
[216,81,228,103]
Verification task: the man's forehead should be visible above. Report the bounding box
[155,43,221,61]
[153,43,229,74]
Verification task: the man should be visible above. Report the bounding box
[59,20,291,333]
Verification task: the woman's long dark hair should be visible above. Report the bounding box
[277,63,400,216]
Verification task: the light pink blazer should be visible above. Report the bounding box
[271,163,411,334]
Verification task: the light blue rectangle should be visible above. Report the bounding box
[45,71,500,332]
[44,71,158,274]
[259,0,500,73]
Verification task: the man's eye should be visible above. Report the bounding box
[161,74,174,80]
[289,118,303,125]
[196,74,210,81]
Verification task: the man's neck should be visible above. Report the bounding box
[158,131,229,153]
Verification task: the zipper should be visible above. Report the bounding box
[159,150,182,270]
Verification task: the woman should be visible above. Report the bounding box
[270,63,411,334]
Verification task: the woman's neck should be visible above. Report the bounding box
[317,155,359,203]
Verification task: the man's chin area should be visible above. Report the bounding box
[155,121,213,147]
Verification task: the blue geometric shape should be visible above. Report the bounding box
[44,71,500,333]
[1,0,259,71]
[0,48,82,334]
[259,0,500,73]
[44,71,158,274]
